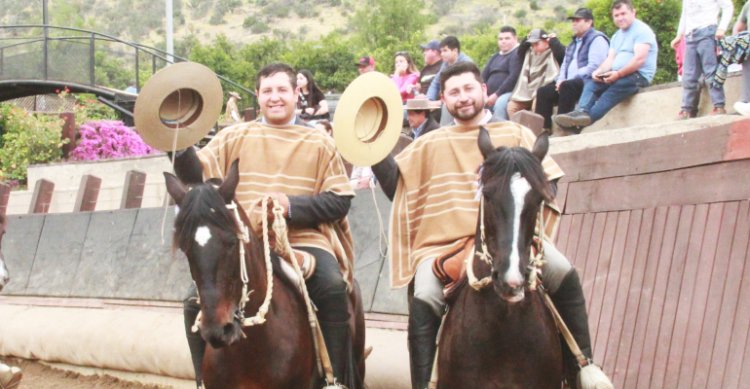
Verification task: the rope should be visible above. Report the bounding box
[161,88,183,245]
[369,185,388,258]
[236,198,273,327]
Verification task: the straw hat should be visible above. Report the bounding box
[134,62,223,151]
[403,98,441,111]
[228,91,241,100]
[333,72,403,166]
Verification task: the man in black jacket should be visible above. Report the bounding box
[404,99,440,139]
[481,26,522,121]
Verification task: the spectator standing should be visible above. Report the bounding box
[554,0,657,131]
[535,8,609,132]
[391,51,421,103]
[481,26,522,121]
[356,56,376,75]
[404,98,440,139]
[733,1,750,116]
[225,91,242,122]
[418,40,443,94]
[296,69,330,122]
[671,0,734,119]
[507,29,565,118]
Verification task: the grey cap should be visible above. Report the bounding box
[568,7,594,21]
[420,40,440,51]
[526,29,549,43]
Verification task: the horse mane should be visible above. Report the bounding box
[480,146,553,202]
[173,183,237,253]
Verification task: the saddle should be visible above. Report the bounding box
[432,237,474,294]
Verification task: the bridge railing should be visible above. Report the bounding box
[0,25,252,97]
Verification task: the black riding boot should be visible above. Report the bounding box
[408,299,441,389]
[550,269,593,386]
[319,320,358,389]
[183,286,206,389]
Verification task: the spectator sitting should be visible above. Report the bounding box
[404,98,440,139]
[507,29,565,119]
[391,51,421,103]
[425,36,473,101]
[482,25,522,121]
[295,69,330,122]
[554,0,657,131]
[417,40,443,94]
[671,0,733,119]
[536,8,609,133]
[356,56,376,75]
[225,91,242,122]
[733,1,750,116]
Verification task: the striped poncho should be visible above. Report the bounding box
[196,122,356,284]
[389,121,565,288]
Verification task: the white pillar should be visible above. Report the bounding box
[166,0,174,63]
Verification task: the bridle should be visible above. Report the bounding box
[467,195,546,292]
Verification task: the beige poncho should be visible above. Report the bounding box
[389,121,564,288]
[196,122,356,284]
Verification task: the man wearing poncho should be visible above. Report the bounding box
[372,62,612,389]
[176,63,358,389]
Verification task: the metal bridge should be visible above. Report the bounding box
[0,25,252,123]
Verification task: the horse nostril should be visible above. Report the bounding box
[223,322,235,337]
[491,270,499,281]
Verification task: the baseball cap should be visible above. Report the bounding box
[419,40,440,51]
[526,29,549,43]
[356,56,375,67]
[567,7,594,20]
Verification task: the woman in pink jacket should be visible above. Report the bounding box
[391,51,420,103]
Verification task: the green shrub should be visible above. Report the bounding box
[0,105,67,183]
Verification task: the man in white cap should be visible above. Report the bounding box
[174,63,360,389]
[372,61,613,389]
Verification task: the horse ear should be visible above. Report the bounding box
[478,126,495,160]
[173,147,204,185]
[218,159,240,203]
[532,133,549,162]
[164,172,188,205]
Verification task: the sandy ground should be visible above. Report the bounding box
[0,326,409,389]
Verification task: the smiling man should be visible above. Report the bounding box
[372,61,612,389]
[175,63,359,389]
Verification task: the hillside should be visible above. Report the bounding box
[0,0,578,47]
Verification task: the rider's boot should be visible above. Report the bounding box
[408,299,441,389]
[320,320,357,389]
[551,269,613,389]
[184,287,206,389]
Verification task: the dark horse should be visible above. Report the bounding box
[164,152,365,388]
[437,129,563,388]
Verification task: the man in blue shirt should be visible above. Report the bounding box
[425,36,474,125]
[554,0,657,131]
[536,8,609,133]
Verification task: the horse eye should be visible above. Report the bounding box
[210,208,216,213]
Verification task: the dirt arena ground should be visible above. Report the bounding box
[0,357,165,389]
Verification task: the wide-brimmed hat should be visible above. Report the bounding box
[228,91,241,100]
[404,98,441,111]
[333,72,402,166]
[134,62,223,151]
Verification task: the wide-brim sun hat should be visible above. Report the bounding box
[134,62,223,151]
[333,72,403,166]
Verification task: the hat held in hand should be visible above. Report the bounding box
[134,62,223,151]
[333,72,403,166]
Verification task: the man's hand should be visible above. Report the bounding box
[602,70,620,84]
[268,192,290,217]
[716,29,726,40]
[670,35,683,50]
[555,80,563,91]
[486,93,498,107]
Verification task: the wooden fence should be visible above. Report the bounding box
[553,118,750,389]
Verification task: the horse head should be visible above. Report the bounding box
[0,214,9,292]
[164,148,247,348]
[477,127,553,303]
